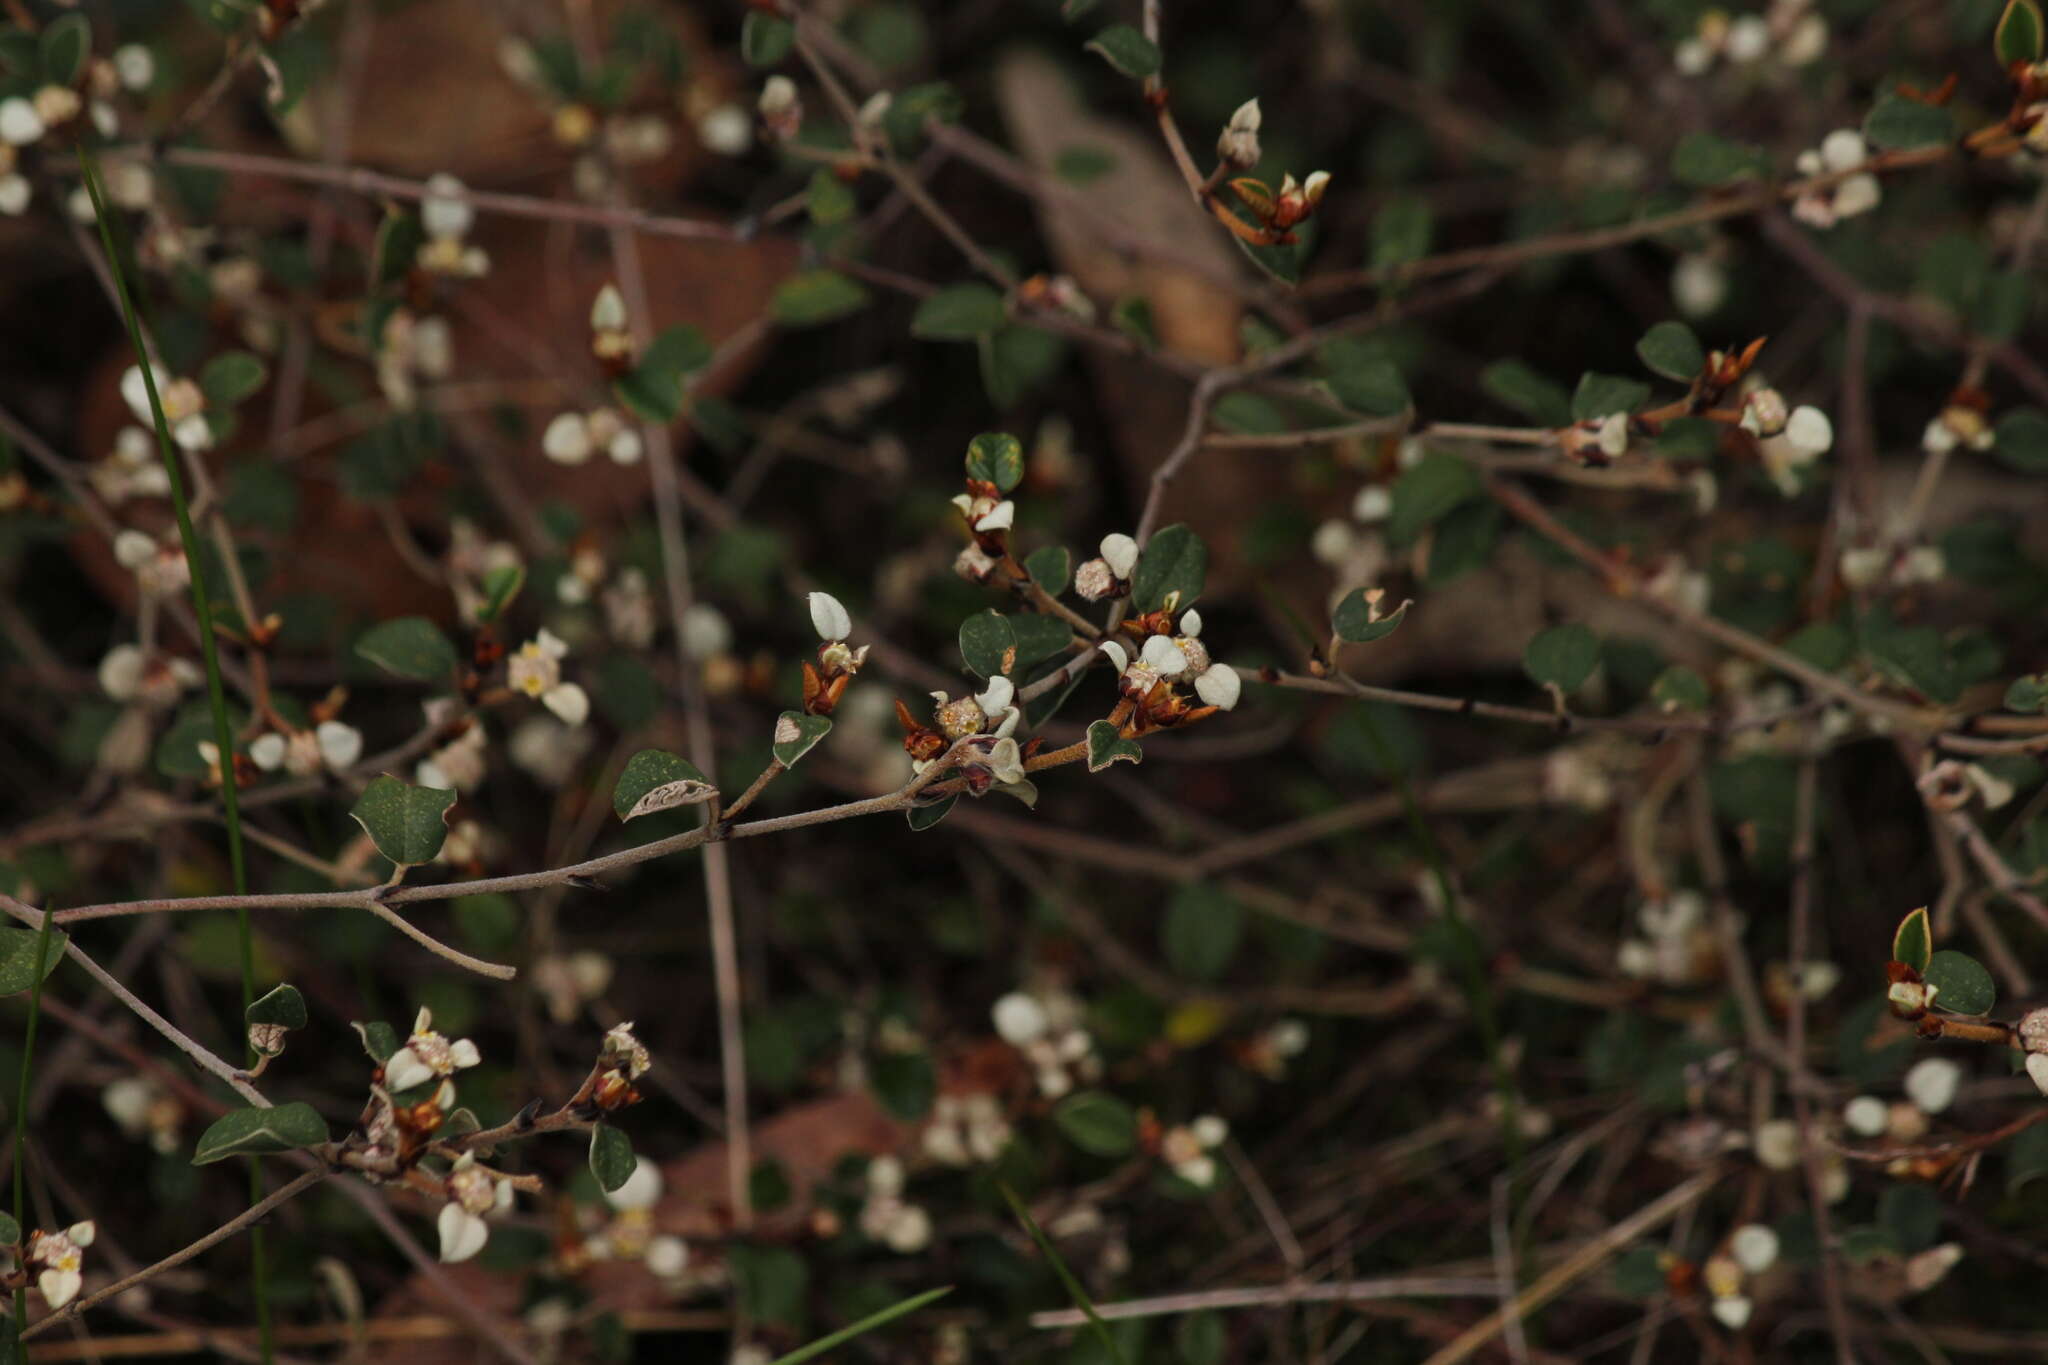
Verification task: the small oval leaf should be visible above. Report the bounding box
[613,749,716,821]
[192,1102,329,1165]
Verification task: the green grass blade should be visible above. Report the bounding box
[999,1182,1129,1365]
[77,143,270,1362]
[765,1285,952,1365]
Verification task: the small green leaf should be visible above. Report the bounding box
[1635,321,1705,382]
[1325,356,1410,417]
[247,983,307,1029]
[1892,907,1932,972]
[199,350,268,409]
[349,775,457,867]
[1650,665,1710,712]
[2007,674,2048,713]
[1864,95,1955,151]
[1086,720,1143,773]
[1998,0,2046,64]
[1025,544,1071,595]
[1481,360,1572,427]
[1332,590,1408,644]
[0,924,65,996]
[39,12,90,86]
[1162,883,1243,982]
[1387,451,1482,545]
[1084,24,1161,78]
[1993,407,2048,472]
[1011,615,1072,671]
[353,1019,401,1063]
[1130,523,1206,613]
[806,168,856,225]
[614,323,713,423]
[1523,623,1601,692]
[964,431,1026,492]
[906,795,957,831]
[476,563,525,624]
[773,711,832,767]
[355,617,458,682]
[1656,416,1721,461]
[0,1210,18,1246]
[192,1102,329,1164]
[613,749,717,821]
[2008,1120,2048,1193]
[740,11,795,67]
[369,209,424,290]
[960,610,1017,677]
[1670,131,1767,187]
[1370,195,1433,273]
[1053,1090,1138,1156]
[771,270,870,327]
[871,1050,937,1119]
[1924,949,1995,1016]
[913,284,1008,340]
[589,1122,635,1192]
[1572,373,1651,422]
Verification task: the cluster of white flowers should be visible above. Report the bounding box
[113,528,190,598]
[386,1006,483,1093]
[950,486,1016,537]
[103,1075,183,1154]
[921,1092,1011,1165]
[1739,385,1833,495]
[437,1152,515,1263]
[531,950,615,1023]
[1159,1115,1229,1189]
[1311,464,1408,593]
[508,627,592,726]
[1543,742,1617,810]
[1617,890,1716,987]
[90,426,171,504]
[542,406,643,467]
[1671,252,1729,319]
[758,75,801,141]
[1841,1056,1964,1149]
[858,1155,933,1253]
[418,705,488,792]
[1702,1222,1779,1330]
[1098,609,1242,712]
[2017,1007,2048,1095]
[1750,1116,1848,1200]
[119,365,212,453]
[98,643,198,706]
[1674,1,1826,76]
[1918,757,2017,815]
[1790,130,1881,229]
[23,1221,96,1311]
[582,1157,690,1280]
[249,719,364,776]
[992,987,1101,1098]
[375,308,454,408]
[1240,1018,1309,1079]
[1216,98,1262,169]
[418,174,490,277]
[1839,539,1945,592]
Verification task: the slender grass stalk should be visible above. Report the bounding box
[9,901,58,1340]
[1000,1182,1130,1365]
[765,1285,952,1365]
[77,144,271,1363]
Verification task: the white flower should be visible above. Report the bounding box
[384,1007,482,1092]
[696,103,751,155]
[542,412,593,465]
[646,1235,689,1277]
[809,591,851,642]
[973,500,1015,533]
[992,991,1048,1045]
[607,1157,665,1211]
[1672,254,1727,317]
[113,45,156,91]
[1730,1223,1779,1275]
[681,603,733,658]
[98,644,145,700]
[421,173,475,241]
[1195,663,1242,710]
[1310,518,1357,566]
[510,628,569,698]
[1843,1094,1888,1137]
[1351,485,1392,522]
[1781,13,1828,65]
[1141,634,1188,676]
[1217,97,1262,168]
[1752,1118,1800,1171]
[29,1222,94,1310]
[1903,1056,1962,1115]
[1724,14,1770,62]
[316,720,363,770]
[1099,532,1139,579]
[0,97,44,145]
[0,173,28,216]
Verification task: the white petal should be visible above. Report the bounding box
[607,1156,664,1211]
[607,427,643,465]
[1179,608,1202,637]
[119,366,151,423]
[1785,406,1833,456]
[1141,634,1188,676]
[646,1235,689,1277]
[1190,1115,1229,1147]
[420,173,474,241]
[449,1038,482,1069]
[1098,640,1129,673]
[316,721,363,770]
[976,676,1015,715]
[384,1046,433,1093]
[590,283,626,333]
[2027,1053,2048,1097]
[1099,532,1138,579]
[1819,128,1866,173]
[66,1221,95,1248]
[1832,173,1880,220]
[541,412,593,465]
[437,1202,489,1263]
[1842,1095,1888,1136]
[0,97,44,146]
[992,992,1048,1045]
[0,173,29,215]
[1195,663,1242,710]
[974,500,1015,533]
[98,644,144,700]
[249,733,286,771]
[172,413,214,452]
[1730,1223,1779,1275]
[37,1267,81,1310]
[543,681,590,726]
[1710,1295,1752,1331]
[808,591,851,642]
[1175,1155,1217,1188]
[1903,1057,1962,1115]
[113,529,156,569]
